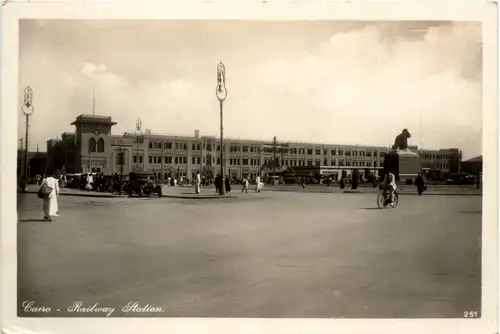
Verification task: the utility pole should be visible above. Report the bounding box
[19,138,23,180]
[458,150,462,175]
[92,91,96,116]
[272,136,277,178]
[160,139,165,184]
[136,118,142,172]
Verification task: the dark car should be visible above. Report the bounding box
[445,174,476,185]
[124,172,162,197]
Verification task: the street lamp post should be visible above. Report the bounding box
[22,86,34,192]
[136,118,142,172]
[216,61,227,195]
[19,138,23,181]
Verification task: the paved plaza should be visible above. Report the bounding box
[17,190,481,318]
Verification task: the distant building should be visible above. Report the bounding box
[44,114,462,181]
[17,150,47,180]
[46,132,78,174]
[461,156,482,176]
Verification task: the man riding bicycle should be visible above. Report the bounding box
[381,171,397,207]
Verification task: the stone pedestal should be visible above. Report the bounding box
[397,149,422,180]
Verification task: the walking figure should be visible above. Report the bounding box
[242,177,249,193]
[195,172,201,194]
[414,173,426,196]
[215,173,221,194]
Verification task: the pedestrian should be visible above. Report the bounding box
[173,178,178,187]
[255,175,261,192]
[95,172,102,192]
[85,172,93,191]
[242,177,249,193]
[195,171,201,194]
[340,177,345,189]
[215,173,220,193]
[414,173,425,196]
[351,169,359,190]
[38,168,60,222]
[111,173,118,193]
[225,174,231,193]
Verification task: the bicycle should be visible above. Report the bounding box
[377,186,399,209]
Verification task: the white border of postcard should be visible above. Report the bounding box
[1,1,498,334]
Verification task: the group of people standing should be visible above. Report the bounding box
[214,173,232,193]
[191,172,264,194]
[82,172,107,192]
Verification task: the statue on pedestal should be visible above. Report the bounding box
[392,129,419,156]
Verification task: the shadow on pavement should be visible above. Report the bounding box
[19,218,47,223]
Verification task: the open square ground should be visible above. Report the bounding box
[17,191,481,318]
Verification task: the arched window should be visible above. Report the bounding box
[97,138,105,153]
[88,138,97,152]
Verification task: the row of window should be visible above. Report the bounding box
[148,142,189,150]
[287,148,386,157]
[127,154,386,168]
[148,141,264,153]
[423,155,453,161]
[423,163,450,169]
[145,141,397,158]
[126,140,455,161]
[133,155,262,167]
[138,148,455,165]
[231,145,260,153]
[287,160,381,167]
[132,155,192,165]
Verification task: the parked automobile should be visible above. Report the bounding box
[124,172,163,197]
[445,173,476,185]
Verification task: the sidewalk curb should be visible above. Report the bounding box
[22,189,481,198]
[23,190,241,199]
[341,190,481,196]
[23,190,126,199]
[162,194,239,199]
[261,189,481,196]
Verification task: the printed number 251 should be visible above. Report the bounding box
[464,311,478,318]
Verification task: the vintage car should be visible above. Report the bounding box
[124,172,163,198]
[445,173,476,185]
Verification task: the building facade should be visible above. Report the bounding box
[46,114,460,181]
[17,150,47,180]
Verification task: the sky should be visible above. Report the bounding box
[18,20,482,159]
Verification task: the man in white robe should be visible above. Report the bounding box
[40,171,60,221]
[85,173,94,191]
[195,172,201,194]
[255,175,264,192]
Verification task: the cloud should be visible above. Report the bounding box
[251,22,482,155]
[80,63,108,77]
[18,21,482,159]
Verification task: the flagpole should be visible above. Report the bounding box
[92,91,96,116]
[420,111,423,172]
